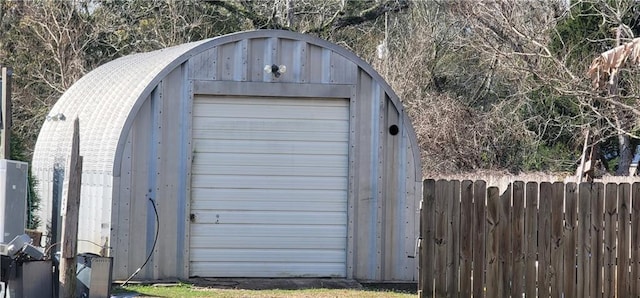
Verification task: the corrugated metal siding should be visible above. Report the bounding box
[189,96,349,277]
[32,39,209,257]
[110,65,191,280]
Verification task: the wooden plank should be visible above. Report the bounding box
[538,182,552,298]
[0,67,11,159]
[577,183,592,298]
[604,183,617,298]
[524,182,538,298]
[459,180,474,297]
[550,182,564,298]
[511,181,525,297]
[486,186,501,298]
[632,182,640,297]
[446,180,460,296]
[500,184,512,296]
[472,180,487,298]
[420,179,436,297]
[618,183,630,297]
[59,118,82,298]
[563,183,577,298]
[434,180,448,296]
[590,183,604,298]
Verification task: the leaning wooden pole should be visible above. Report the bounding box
[0,66,12,159]
[59,118,83,298]
[577,129,590,184]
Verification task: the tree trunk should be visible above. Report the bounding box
[615,116,633,175]
[610,26,633,176]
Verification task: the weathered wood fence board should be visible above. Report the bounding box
[419,179,640,297]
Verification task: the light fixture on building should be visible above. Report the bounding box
[46,113,66,122]
[264,64,287,78]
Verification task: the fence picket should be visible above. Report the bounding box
[499,185,512,297]
[446,180,460,296]
[472,181,486,298]
[524,182,538,298]
[419,179,436,298]
[539,182,552,298]
[563,183,577,298]
[590,183,604,298]
[512,181,525,297]
[618,183,630,298]
[632,182,640,297]
[577,183,591,298]
[459,181,473,297]
[486,186,500,298]
[604,183,617,298]
[550,182,564,298]
[434,180,448,296]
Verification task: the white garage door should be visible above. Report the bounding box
[189,95,349,277]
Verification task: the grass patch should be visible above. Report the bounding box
[113,283,415,298]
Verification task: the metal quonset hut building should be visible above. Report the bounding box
[32,30,422,282]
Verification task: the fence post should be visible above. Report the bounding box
[0,66,11,159]
[58,118,82,298]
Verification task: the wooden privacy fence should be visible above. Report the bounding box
[419,179,640,298]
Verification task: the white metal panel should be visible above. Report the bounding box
[190,95,349,277]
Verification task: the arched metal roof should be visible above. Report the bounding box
[32,38,209,174]
[32,30,420,178]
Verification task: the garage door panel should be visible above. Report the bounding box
[190,96,348,278]
[193,103,348,120]
[193,117,348,133]
[193,139,347,155]
[190,236,346,249]
[190,262,346,278]
[193,129,348,142]
[192,200,346,212]
[192,210,346,225]
[191,188,346,202]
[189,248,345,263]
[192,175,348,190]
[192,153,348,168]
[191,223,347,238]
[192,164,347,177]
[196,96,350,107]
